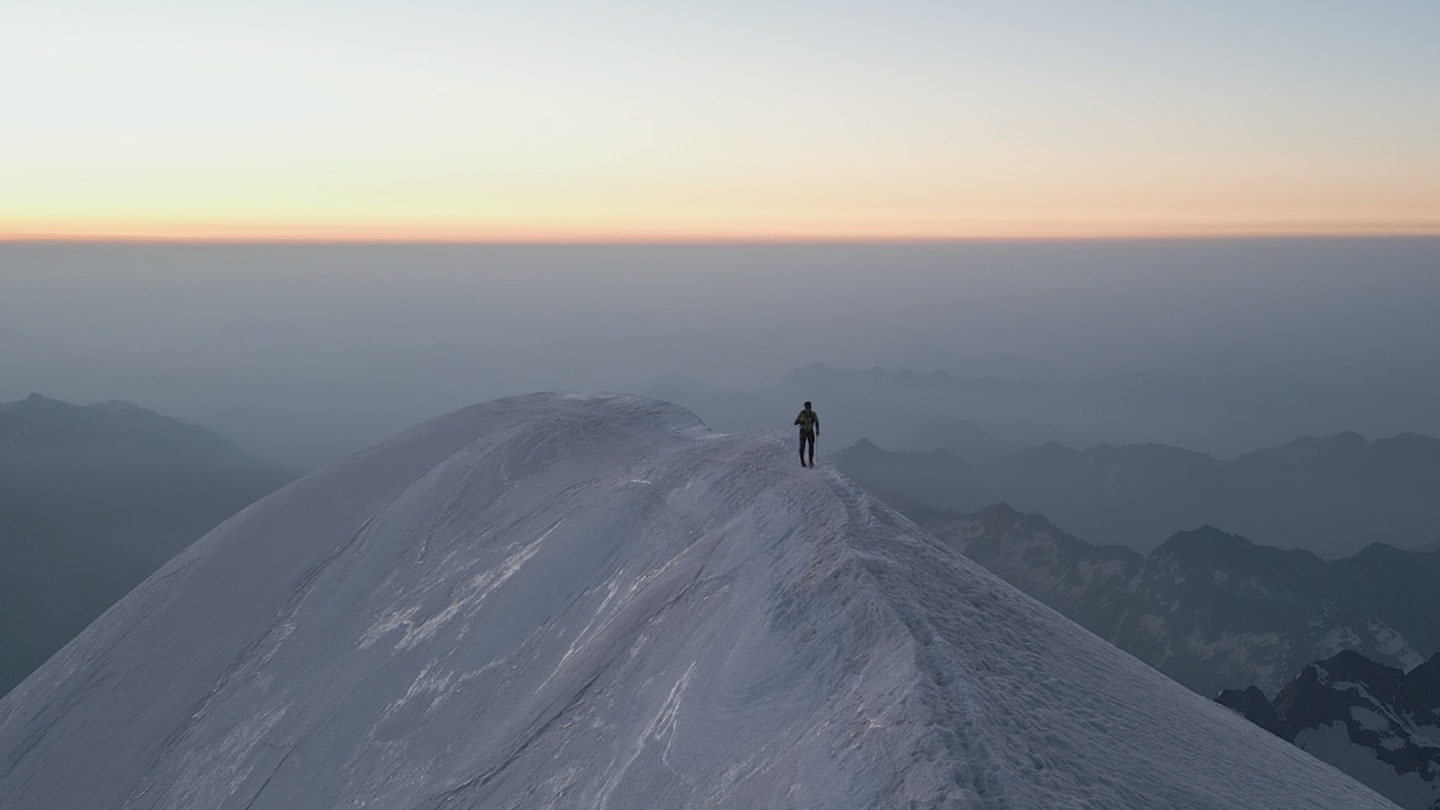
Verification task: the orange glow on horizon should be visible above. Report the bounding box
[7,5,1438,250]
[4,216,1439,244]
[2,223,1440,242]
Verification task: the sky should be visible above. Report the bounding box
[4,1,1438,240]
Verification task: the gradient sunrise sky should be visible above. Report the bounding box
[4,1,1438,241]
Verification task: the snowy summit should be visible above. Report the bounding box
[0,394,1395,808]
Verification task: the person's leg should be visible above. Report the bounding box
[799,432,807,465]
[807,433,815,466]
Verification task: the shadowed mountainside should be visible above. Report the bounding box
[912,503,1440,698]
[0,394,294,696]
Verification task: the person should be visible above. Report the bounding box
[794,401,819,467]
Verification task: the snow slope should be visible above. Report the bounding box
[0,394,1397,809]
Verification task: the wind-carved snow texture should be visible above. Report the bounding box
[0,394,1399,809]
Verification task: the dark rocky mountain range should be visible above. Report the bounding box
[0,394,294,696]
[1220,651,1440,810]
[835,430,1440,557]
[912,503,1440,698]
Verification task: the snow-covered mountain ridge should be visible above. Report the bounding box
[0,394,1397,808]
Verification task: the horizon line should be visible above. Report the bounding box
[5,226,1440,246]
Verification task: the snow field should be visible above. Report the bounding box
[0,394,1399,809]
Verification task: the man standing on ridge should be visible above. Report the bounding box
[795,401,819,468]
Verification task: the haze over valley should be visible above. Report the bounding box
[5,238,1439,473]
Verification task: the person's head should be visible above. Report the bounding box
[803,401,812,410]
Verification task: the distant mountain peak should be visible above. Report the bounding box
[1149,526,1331,575]
[1350,541,1410,563]
[977,501,1024,521]
[1260,431,1370,462]
[1216,685,1285,737]
[780,360,834,384]
[9,392,71,413]
[972,501,1060,532]
[1153,525,1253,555]
[1308,650,1403,690]
[0,393,278,472]
[1013,440,1083,462]
[833,438,965,465]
